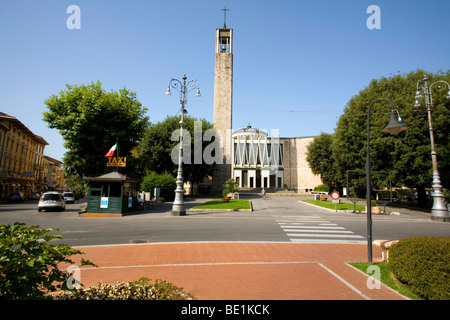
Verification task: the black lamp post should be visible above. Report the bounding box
[366,98,407,263]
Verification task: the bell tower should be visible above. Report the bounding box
[213,28,233,152]
[212,8,233,192]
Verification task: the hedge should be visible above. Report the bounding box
[140,171,176,201]
[388,236,450,300]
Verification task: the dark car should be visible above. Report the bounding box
[7,192,25,203]
[28,192,41,200]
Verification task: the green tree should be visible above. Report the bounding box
[42,81,149,177]
[332,70,450,206]
[306,132,337,189]
[222,178,238,197]
[140,171,176,201]
[137,115,215,188]
[0,223,96,300]
[65,173,88,198]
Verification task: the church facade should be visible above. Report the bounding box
[211,22,322,193]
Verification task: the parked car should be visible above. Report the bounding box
[63,192,75,204]
[38,192,65,212]
[28,192,41,200]
[7,192,25,203]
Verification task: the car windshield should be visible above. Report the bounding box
[64,193,73,197]
[42,194,61,200]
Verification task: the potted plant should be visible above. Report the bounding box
[365,200,381,214]
[314,184,329,201]
[222,178,238,202]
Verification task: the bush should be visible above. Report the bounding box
[53,277,196,300]
[389,236,450,300]
[314,184,329,193]
[0,223,96,300]
[141,171,176,201]
[222,178,238,198]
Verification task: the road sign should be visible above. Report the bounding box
[331,192,340,200]
[331,192,340,212]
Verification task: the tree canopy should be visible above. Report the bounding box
[42,81,149,177]
[306,70,450,206]
[137,115,215,186]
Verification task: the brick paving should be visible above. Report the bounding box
[71,242,408,300]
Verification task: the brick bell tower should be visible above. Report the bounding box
[212,8,233,193]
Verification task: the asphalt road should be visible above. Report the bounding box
[0,195,449,247]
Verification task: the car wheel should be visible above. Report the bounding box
[38,208,42,212]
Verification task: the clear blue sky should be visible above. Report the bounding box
[1,0,449,161]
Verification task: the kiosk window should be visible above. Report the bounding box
[109,183,122,197]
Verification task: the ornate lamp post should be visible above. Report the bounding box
[166,74,201,216]
[414,75,450,222]
[366,98,407,263]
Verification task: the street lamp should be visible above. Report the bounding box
[366,98,407,263]
[414,75,450,222]
[166,74,201,216]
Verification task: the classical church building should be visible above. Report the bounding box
[211,16,322,193]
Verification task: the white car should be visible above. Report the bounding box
[38,192,65,212]
[63,192,75,204]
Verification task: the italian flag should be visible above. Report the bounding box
[105,142,118,157]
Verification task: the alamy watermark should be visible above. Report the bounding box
[366,265,381,290]
[367,5,381,30]
[66,5,81,30]
[66,5,380,30]
[66,264,81,290]
[65,5,381,31]
[170,121,282,173]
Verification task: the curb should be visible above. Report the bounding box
[188,200,253,212]
[298,200,400,215]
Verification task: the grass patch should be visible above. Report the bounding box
[302,200,366,212]
[349,262,422,300]
[192,199,251,210]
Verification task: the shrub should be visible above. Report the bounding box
[389,236,450,300]
[141,171,176,201]
[222,178,238,198]
[0,223,96,300]
[53,277,196,300]
[314,184,329,193]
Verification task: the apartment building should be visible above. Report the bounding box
[0,112,49,200]
[43,155,65,191]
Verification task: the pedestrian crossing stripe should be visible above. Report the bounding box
[283,229,354,234]
[276,216,365,243]
[279,225,346,229]
[287,233,364,238]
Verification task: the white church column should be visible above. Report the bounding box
[234,169,242,188]
[261,169,270,188]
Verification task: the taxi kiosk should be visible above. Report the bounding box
[84,172,139,217]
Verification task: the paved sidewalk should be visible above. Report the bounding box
[72,242,408,300]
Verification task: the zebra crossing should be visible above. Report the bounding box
[276,215,366,244]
